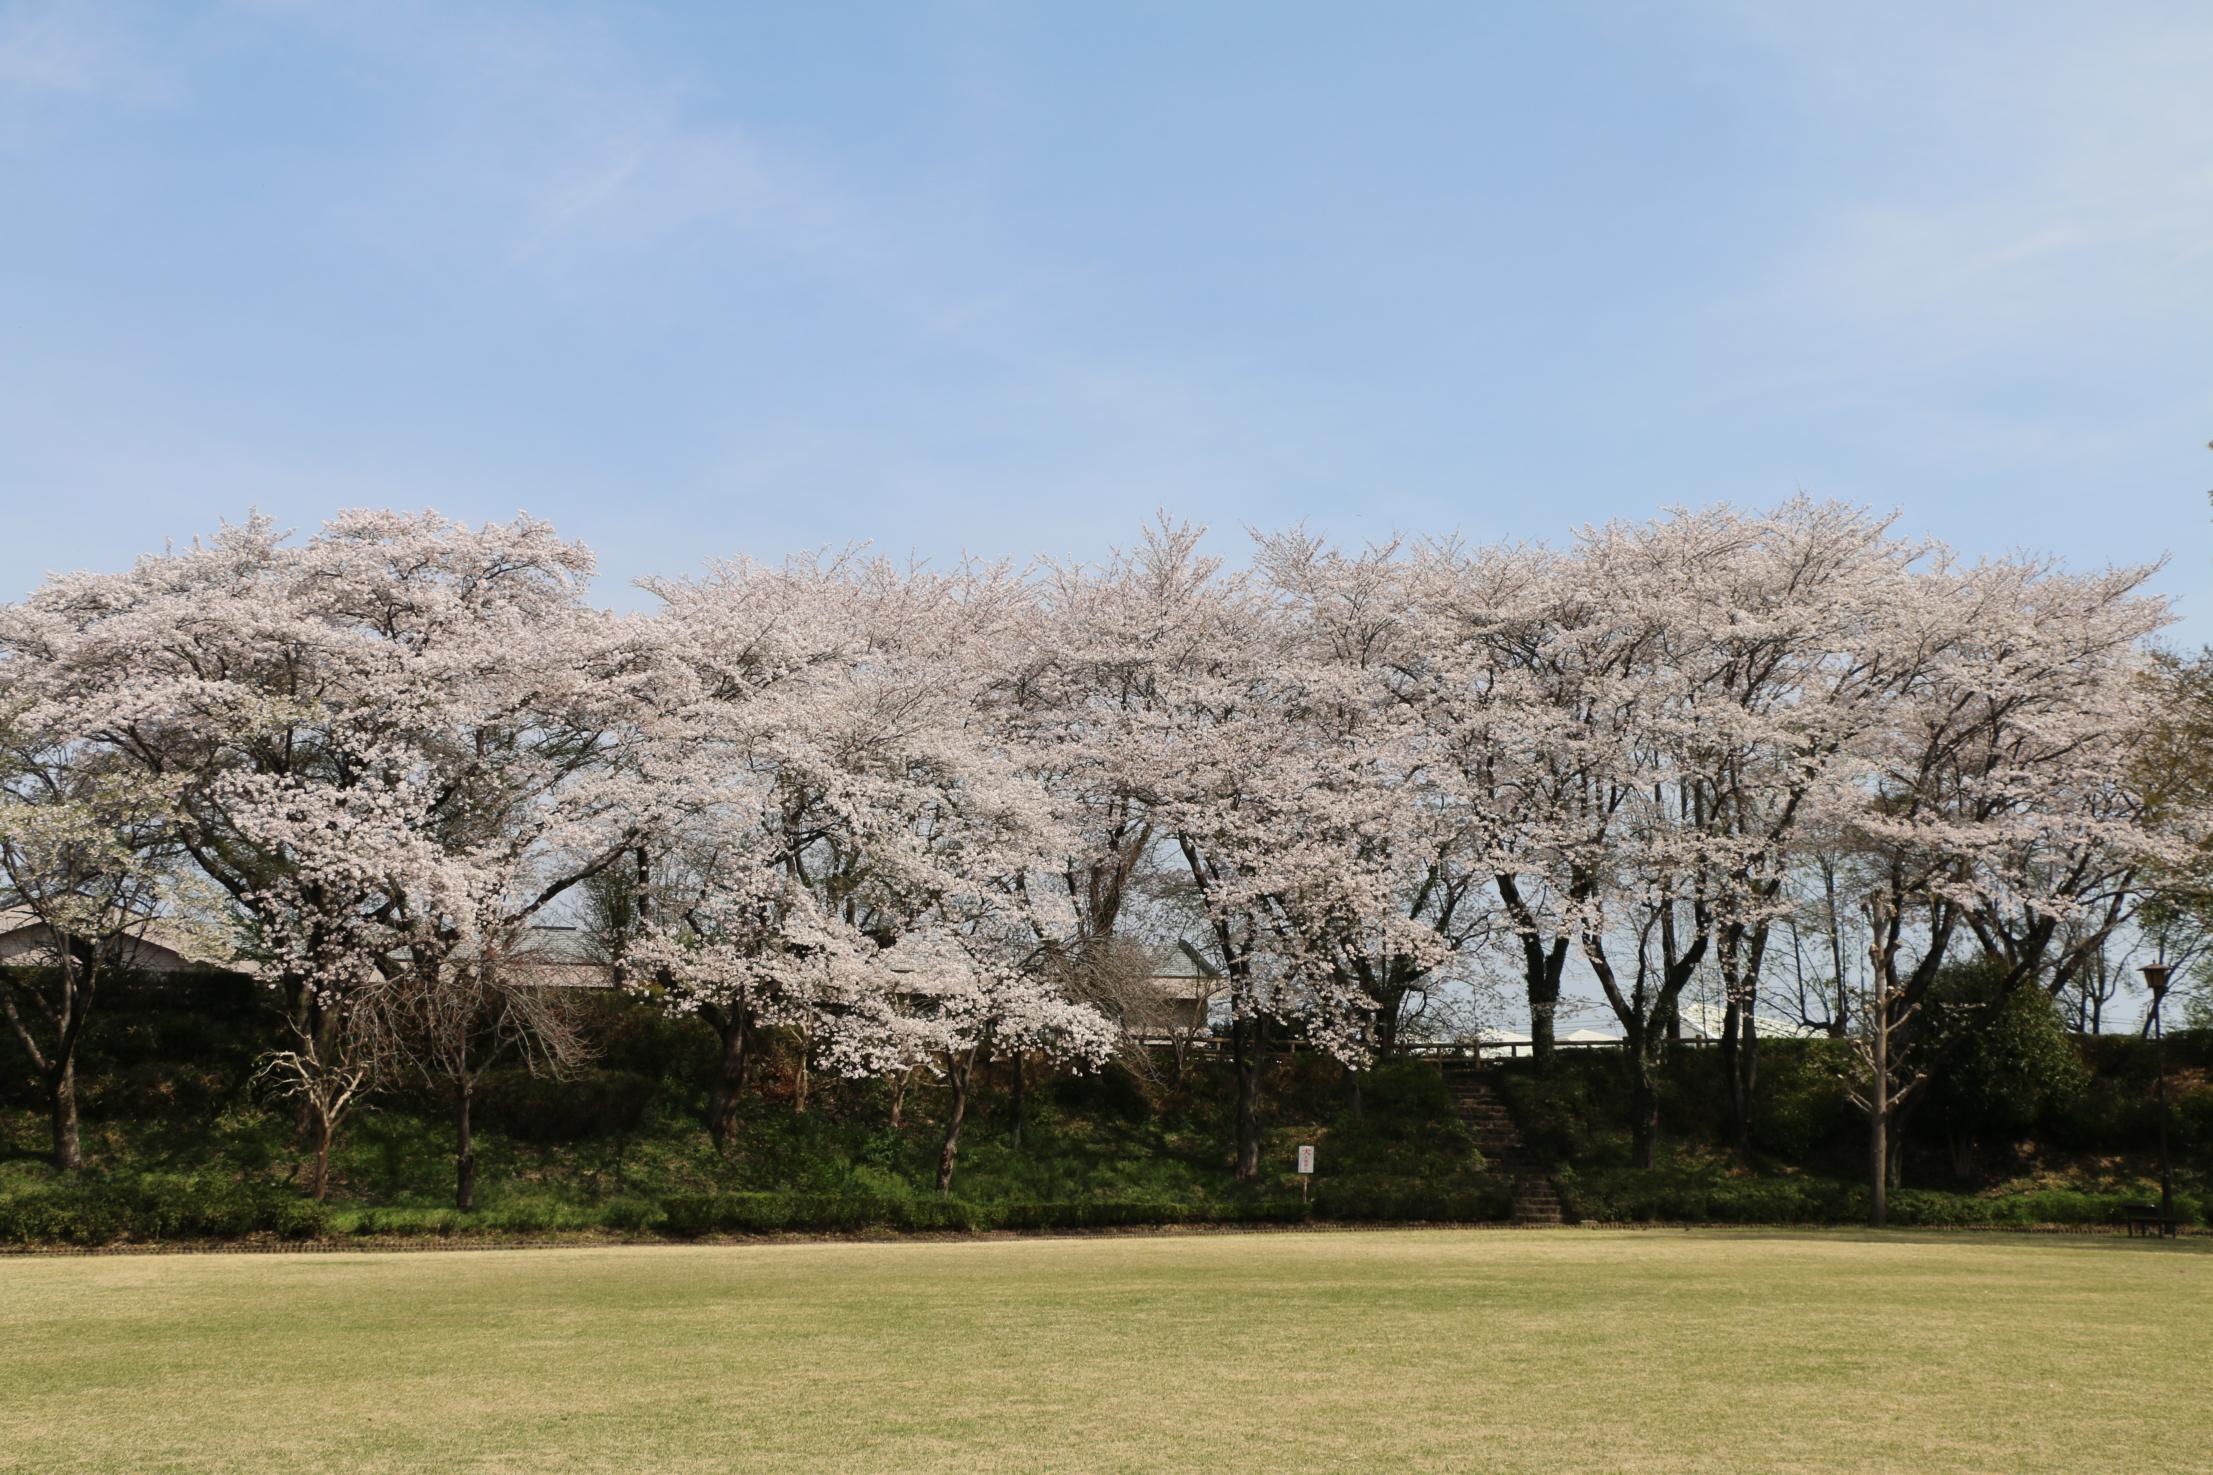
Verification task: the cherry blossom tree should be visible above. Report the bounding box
[0,733,185,1169]
[1603,502,1936,1151]
[1835,550,2182,1215]
[625,864,867,1148]
[1404,536,1626,1072]
[4,497,2198,1215]
[827,926,1115,1195]
[1046,523,1406,1178]
[1413,502,1950,1156]
[1247,530,1496,1062]
[635,549,1111,1170]
[0,511,648,1196]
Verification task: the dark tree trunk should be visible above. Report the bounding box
[1742,1019,1760,1145]
[1527,970,1560,1072]
[1372,997,1399,1059]
[1719,1000,1742,1134]
[1583,908,1706,1172]
[1629,1024,1661,1170]
[936,1054,972,1197]
[7,962,96,1172]
[1368,965,1409,1061]
[1007,1050,1026,1147]
[1719,1003,1760,1153]
[1497,876,1570,1074]
[704,1009,749,1151]
[1718,921,1770,1151]
[49,1062,82,1172]
[1231,1013,1264,1180]
[453,1084,477,1212]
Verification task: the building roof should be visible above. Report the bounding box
[0,909,241,974]
[1145,940,1220,978]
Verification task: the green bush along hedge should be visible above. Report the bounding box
[0,1174,330,1245]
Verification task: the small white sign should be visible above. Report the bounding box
[1296,1144,1315,1175]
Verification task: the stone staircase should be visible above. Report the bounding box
[1439,1061,1565,1226]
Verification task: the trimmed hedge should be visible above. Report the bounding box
[654,1183,1519,1239]
[1,1180,1518,1247]
[1311,1178,1514,1223]
[657,1193,1312,1237]
[1559,1169,1861,1224]
[1558,1168,2212,1228]
[328,1196,667,1237]
[0,1175,330,1245]
[9,1174,2199,1245]
[1885,1187,2209,1229]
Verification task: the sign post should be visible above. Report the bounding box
[1296,1144,1315,1207]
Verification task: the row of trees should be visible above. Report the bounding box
[2,501,2204,1219]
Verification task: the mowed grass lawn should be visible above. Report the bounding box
[3,1230,2207,1475]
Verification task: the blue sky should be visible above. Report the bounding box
[3,1,2209,638]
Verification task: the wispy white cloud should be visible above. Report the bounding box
[306,10,946,311]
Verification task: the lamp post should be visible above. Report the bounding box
[2140,963,2175,1234]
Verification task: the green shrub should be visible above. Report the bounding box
[347,1206,465,1237]
[0,1175,331,1245]
[1492,1064,1625,1166]
[1885,1187,2203,1228]
[0,1188,127,1245]
[265,1197,332,1240]
[479,1197,612,1234]
[663,1193,802,1237]
[1559,1168,1864,1224]
[596,1197,665,1233]
[1748,1040,1855,1165]
[1922,961,2089,1170]
[655,1184,1513,1238]
[1352,1061,1456,1125]
[1554,1169,2209,1228]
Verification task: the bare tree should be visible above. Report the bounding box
[253,1016,378,1202]
[363,937,589,1212]
[1843,893,1933,1227]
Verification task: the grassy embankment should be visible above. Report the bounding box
[4,974,2206,1243]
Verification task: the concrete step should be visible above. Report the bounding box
[1446,1074,1550,1218]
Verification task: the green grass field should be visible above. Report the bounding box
[3,1229,2206,1474]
